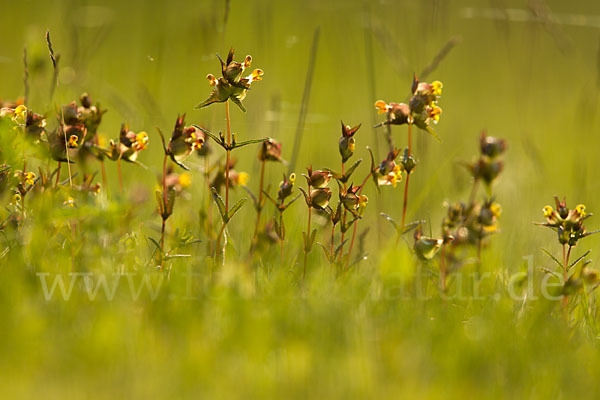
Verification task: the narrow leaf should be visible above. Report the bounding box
[225,198,247,222]
[210,187,227,221]
[540,248,563,268]
[233,137,270,149]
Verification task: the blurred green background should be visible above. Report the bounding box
[2,0,600,398]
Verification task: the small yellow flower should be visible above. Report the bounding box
[24,172,36,186]
[13,105,27,125]
[135,132,149,151]
[64,197,76,207]
[179,172,192,188]
[358,195,368,215]
[576,204,586,217]
[249,69,263,83]
[68,135,79,148]
[374,100,390,115]
[543,205,554,218]
[490,203,502,218]
[237,172,249,186]
[428,104,442,124]
[207,74,218,87]
[432,80,443,96]
[12,193,22,204]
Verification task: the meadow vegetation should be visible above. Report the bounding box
[1,0,600,398]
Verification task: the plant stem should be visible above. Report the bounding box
[562,244,572,311]
[117,159,123,195]
[338,162,347,262]
[94,134,107,189]
[252,159,266,243]
[440,243,447,292]
[55,161,61,187]
[401,123,413,231]
[345,171,373,269]
[303,206,312,280]
[160,153,167,269]
[225,100,232,212]
[280,211,285,267]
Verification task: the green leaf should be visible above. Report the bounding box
[540,248,563,268]
[381,213,399,233]
[540,267,561,278]
[343,158,362,181]
[569,249,592,271]
[233,137,270,149]
[225,198,247,222]
[155,190,165,218]
[334,239,349,259]
[424,125,442,142]
[155,127,168,154]
[192,125,225,149]
[165,187,176,216]
[211,188,227,221]
[148,236,162,251]
[318,242,333,263]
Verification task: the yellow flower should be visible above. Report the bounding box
[432,80,443,96]
[24,172,36,186]
[358,195,368,215]
[237,172,249,186]
[207,74,218,87]
[12,193,22,204]
[135,132,149,151]
[13,105,27,125]
[576,204,586,217]
[490,202,502,218]
[179,172,192,188]
[543,206,554,218]
[68,135,79,148]
[374,100,390,114]
[428,104,442,124]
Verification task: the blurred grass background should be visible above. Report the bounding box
[2,0,600,398]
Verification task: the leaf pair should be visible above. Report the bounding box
[318,239,347,264]
[156,188,176,221]
[303,228,317,253]
[192,125,269,152]
[326,159,362,184]
[211,187,246,223]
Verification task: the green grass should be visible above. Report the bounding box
[2,0,600,398]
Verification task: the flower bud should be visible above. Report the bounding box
[310,188,332,209]
[258,138,282,162]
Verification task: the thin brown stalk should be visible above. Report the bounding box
[303,206,312,280]
[562,244,572,311]
[252,160,266,243]
[440,244,447,292]
[160,153,168,268]
[225,101,231,212]
[45,31,59,101]
[117,158,123,195]
[280,211,285,267]
[338,162,347,262]
[55,162,61,187]
[345,171,373,269]
[400,123,413,230]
